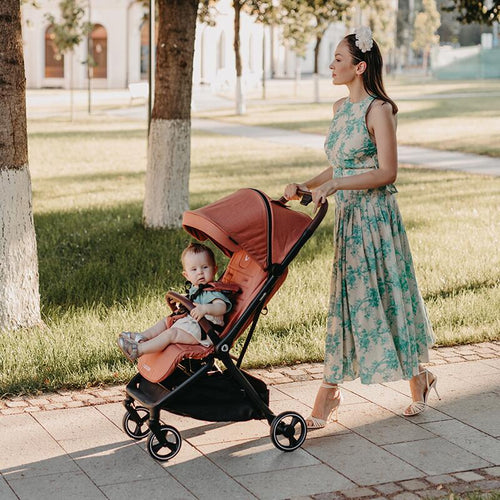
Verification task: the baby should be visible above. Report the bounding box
[117,242,232,362]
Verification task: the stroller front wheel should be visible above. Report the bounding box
[122,406,151,440]
[147,425,182,462]
[270,411,307,452]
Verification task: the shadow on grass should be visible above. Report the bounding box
[29,128,146,141]
[35,203,192,309]
[398,97,499,122]
[34,169,145,186]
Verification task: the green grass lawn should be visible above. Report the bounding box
[203,79,500,157]
[0,113,499,397]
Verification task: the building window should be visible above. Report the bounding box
[91,24,107,78]
[140,19,158,80]
[45,26,64,78]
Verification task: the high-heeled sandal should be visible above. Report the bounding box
[403,369,441,417]
[306,383,343,430]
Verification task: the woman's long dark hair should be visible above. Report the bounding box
[343,34,398,115]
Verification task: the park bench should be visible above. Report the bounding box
[128,82,148,104]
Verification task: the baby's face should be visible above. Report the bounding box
[182,251,216,286]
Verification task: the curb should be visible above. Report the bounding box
[315,466,500,499]
[1,341,499,416]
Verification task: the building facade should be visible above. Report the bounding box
[21,0,349,91]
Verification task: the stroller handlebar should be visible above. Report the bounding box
[278,188,328,209]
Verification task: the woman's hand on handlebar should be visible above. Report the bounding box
[311,180,338,209]
[284,183,308,201]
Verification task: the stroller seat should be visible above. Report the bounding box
[137,248,278,383]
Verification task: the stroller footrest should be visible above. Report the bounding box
[125,373,171,408]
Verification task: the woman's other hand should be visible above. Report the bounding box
[311,181,338,209]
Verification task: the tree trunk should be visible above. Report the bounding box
[233,0,246,115]
[422,47,429,75]
[0,1,41,330]
[313,35,322,103]
[294,55,302,98]
[143,0,198,229]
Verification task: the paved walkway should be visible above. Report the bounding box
[1,342,499,499]
[192,118,500,177]
[26,87,500,177]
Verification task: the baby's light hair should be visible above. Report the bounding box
[181,242,216,269]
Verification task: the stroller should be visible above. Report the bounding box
[121,188,328,461]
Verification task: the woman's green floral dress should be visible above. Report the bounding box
[323,95,435,385]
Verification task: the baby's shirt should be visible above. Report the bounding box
[188,286,233,326]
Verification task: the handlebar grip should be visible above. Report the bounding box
[278,188,313,206]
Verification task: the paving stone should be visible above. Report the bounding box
[399,479,428,491]
[445,356,467,363]
[447,482,482,493]
[375,482,403,494]
[473,479,500,490]
[311,493,344,500]
[43,403,65,410]
[198,436,319,476]
[453,471,484,481]
[65,401,85,408]
[415,489,447,498]
[75,393,100,401]
[341,487,376,498]
[6,401,28,408]
[264,371,288,379]
[482,466,500,477]
[420,419,500,464]
[393,493,421,500]
[1,408,25,415]
[426,474,457,485]
[48,395,73,403]
[305,366,324,374]
[27,398,49,406]
[23,406,41,412]
[305,433,422,486]
[7,471,106,499]
[236,464,354,500]
[384,437,490,475]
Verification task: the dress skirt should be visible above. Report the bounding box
[323,186,435,385]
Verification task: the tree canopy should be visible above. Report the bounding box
[443,0,500,24]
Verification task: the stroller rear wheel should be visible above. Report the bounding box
[147,425,182,462]
[122,406,151,440]
[270,411,307,452]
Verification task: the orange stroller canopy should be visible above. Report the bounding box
[183,189,312,270]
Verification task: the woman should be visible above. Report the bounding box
[284,27,439,428]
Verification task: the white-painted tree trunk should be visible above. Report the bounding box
[143,119,191,228]
[294,57,302,98]
[313,73,320,103]
[235,76,246,115]
[0,166,40,330]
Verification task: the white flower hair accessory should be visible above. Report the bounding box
[353,26,373,53]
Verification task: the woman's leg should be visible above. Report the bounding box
[307,382,342,428]
[408,364,436,401]
[137,327,199,355]
[404,364,438,415]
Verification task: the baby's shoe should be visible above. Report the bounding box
[120,331,145,343]
[117,336,139,362]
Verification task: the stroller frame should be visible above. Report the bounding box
[122,190,328,461]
